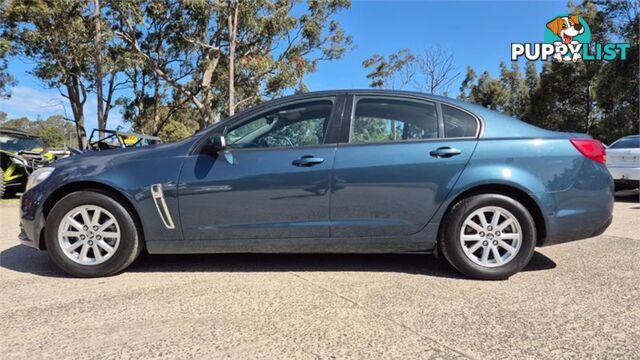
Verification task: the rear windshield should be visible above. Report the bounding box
[609,137,640,149]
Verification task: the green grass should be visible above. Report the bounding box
[0,198,19,204]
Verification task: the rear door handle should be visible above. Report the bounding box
[430,147,462,158]
[292,155,324,167]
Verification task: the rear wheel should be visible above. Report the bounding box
[45,191,143,277]
[440,194,536,280]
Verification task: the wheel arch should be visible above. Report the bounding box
[438,184,547,246]
[41,181,145,249]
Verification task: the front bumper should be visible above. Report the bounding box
[19,186,47,250]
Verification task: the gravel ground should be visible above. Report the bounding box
[1,192,639,359]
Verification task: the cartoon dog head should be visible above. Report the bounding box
[546,15,584,44]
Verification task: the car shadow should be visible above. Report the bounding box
[0,245,556,279]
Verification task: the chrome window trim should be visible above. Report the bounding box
[348,96,440,144]
[347,94,484,145]
[190,96,337,155]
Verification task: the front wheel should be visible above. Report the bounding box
[44,191,143,277]
[440,194,536,280]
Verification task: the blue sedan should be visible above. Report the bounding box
[19,90,614,279]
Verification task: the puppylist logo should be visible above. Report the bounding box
[512,14,630,62]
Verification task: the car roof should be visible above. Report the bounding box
[269,89,465,106]
[223,89,475,123]
[0,127,39,138]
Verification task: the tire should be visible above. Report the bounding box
[0,167,5,199]
[44,190,143,277]
[440,194,536,280]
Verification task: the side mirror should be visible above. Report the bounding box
[202,134,226,155]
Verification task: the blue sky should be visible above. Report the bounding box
[0,0,569,130]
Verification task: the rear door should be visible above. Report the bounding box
[330,95,480,237]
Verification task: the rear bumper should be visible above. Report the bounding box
[607,166,640,181]
[537,161,614,247]
[541,209,612,246]
[614,179,640,190]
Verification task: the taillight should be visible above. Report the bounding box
[570,139,606,163]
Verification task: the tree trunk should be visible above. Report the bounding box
[196,102,213,129]
[92,0,105,136]
[585,82,591,134]
[227,1,238,116]
[66,79,87,149]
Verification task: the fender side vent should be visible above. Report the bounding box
[150,184,175,229]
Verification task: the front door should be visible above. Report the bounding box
[179,98,341,241]
[331,96,479,237]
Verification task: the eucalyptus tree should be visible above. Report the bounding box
[498,61,528,118]
[3,0,93,147]
[362,49,416,89]
[0,37,14,99]
[112,0,352,129]
[363,47,459,95]
[3,0,127,147]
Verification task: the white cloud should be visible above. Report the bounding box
[0,85,125,130]
[0,86,67,117]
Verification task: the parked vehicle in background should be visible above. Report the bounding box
[0,128,56,198]
[69,129,163,156]
[606,135,640,191]
[18,90,614,280]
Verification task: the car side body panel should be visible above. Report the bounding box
[429,136,613,247]
[177,146,337,241]
[330,139,477,237]
[19,90,614,255]
[19,141,194,249]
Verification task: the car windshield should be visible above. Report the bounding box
[609,137,640,149]
[0,133,45,152]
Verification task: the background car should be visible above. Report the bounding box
[69,129,163,156]
[606,135,640,191]
[18,90,613,280]
[0,128,55,198]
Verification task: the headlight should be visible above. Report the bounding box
[26,167,55,191]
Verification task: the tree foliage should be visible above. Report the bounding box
[0,36,15,99]
[2,0,352,144]
[363,47,459,94]
[112,0,353,128]
[0,112,78,148]
[455,0,638,144]
[3,0,95,148]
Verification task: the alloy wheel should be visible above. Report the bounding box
[459,206,522,267]
[57,205,121,266]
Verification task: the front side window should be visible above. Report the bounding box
[351,98,438,144]
[225,100,333,149]
[442,105,478,138]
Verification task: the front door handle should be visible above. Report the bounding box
[292,155,324,167]
[430,146,462,158]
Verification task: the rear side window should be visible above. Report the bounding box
[442,105,478,138]
[351,98,438,144]
[609,137,639,149]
